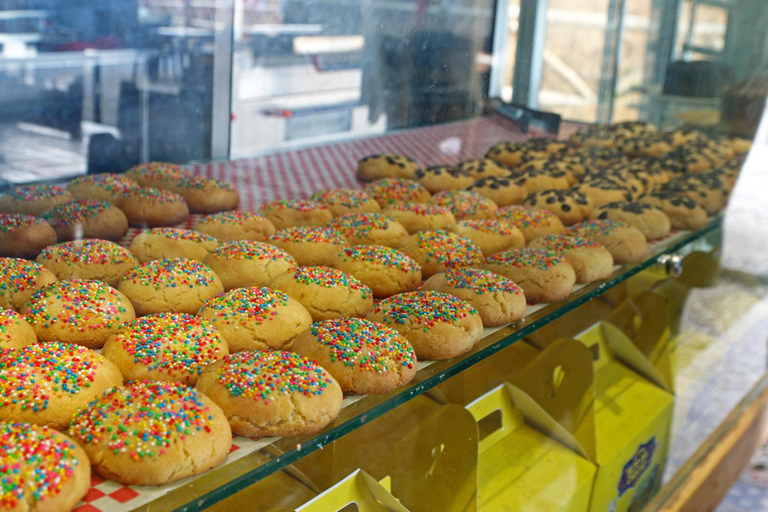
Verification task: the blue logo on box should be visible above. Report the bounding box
[619,437,656,496]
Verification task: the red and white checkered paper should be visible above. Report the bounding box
[83,117,580,511]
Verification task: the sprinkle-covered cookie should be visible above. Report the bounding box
[293,317,417,395]
[102,313,228,385]
[310,188,381,216]
[328,212,409,246]
[528,234,614,283]
[268,225,349,266]
[41,199,129,241]
[0,184,74,216]
[431,190,499,220]
[117,186,189,227]
[129,227,219,263]
[0,213,57,258]
[0,342,123,429]
[0,423,90,511]
[328,244,422,298]
[0,307,36,348]
[397,229,485,278]
[448,219,525,256]
[0,258,58,311]
[23,279,135,348]
[118,258,224,315]
[484,248,575,303]
[167,175,240,214]
[567,219,648,264]
[422,268,526,326]
[69,380,232,485]
[67,172,139,202]
[196,350,343,437]
[36,238,138,287]
[381,201,457,233]
[364,177,431,205]
[194,210,276,241]
[269,266,373,321]
[198,286,312,352]
[495,205,566,242]
[259,199,333,230]
[367,290,483,360]
[203,240,296,291]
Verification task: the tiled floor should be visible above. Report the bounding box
[718,447,768,511]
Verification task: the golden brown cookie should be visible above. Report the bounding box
[619,135,673,158]
[0,342,123,429]
[357,154,420,182]
[196,351,343,437]
[431,190,498,220]
[102,313,228,385]
[328,212,409,246]
[0,307,36,348]
[485,141,550,168]
[197,286,312,352]
[69,380,231,485]
[637,191,708,230]
[582,170,645,198]
[514,165,573,194]
[590,201,671,240]
[457,159,513,179]
[396,230,485,278]
[328,245,422,298]
[575,180,634,207]
[381,202,457,233]
[269,266,373,321]
[367,291,483,360]
[194,210,276,241]
[414,165,475,193]
[203,240,296,291]
[528,235,614,283]
[0,423,90,512]
[653,180,721,215]
[41,199,129,242]
[523,189,594,225]
[259,199,333,230]
[267,226,349,266]
[364,177,431,205]
[495,205,566,242]
[125,161,190,187]
[0,213,57,258]
[0,258,58,311]
[67,172,139,202]
[310,188,381,216]
[0,184,74,216]
[118,258,224,316]
[36,239,138,287]
[567,220,648,264]
[448,219,525,257]
[422,268,526,326]
[23,279,135,349]
[484,248,576,303]
[129,227,219,264]
[117,187,189,227]
[466,176,528,206]
[293,317,417,395]
[168,175,240,214]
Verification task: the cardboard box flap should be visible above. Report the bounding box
[297,470,409,512]
[509,338,597,462]
[601,293,673,392]
[466,383,524,453]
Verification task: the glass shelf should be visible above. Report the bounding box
[139,217,725,512]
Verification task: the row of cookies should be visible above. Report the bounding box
[0,162,240,257]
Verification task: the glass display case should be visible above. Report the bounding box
[0,1,767,512]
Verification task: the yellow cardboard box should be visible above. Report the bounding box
[517,330,674,512]
[297,471,409,512]
[467,381,597,512]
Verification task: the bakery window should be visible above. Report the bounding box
[1,1,768,512]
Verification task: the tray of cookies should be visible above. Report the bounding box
[0,116,749,511]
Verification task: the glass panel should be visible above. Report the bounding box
[146,219,724,511]
[535,0,609,122]
[229,0,496,158]
[0,0,230,186]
